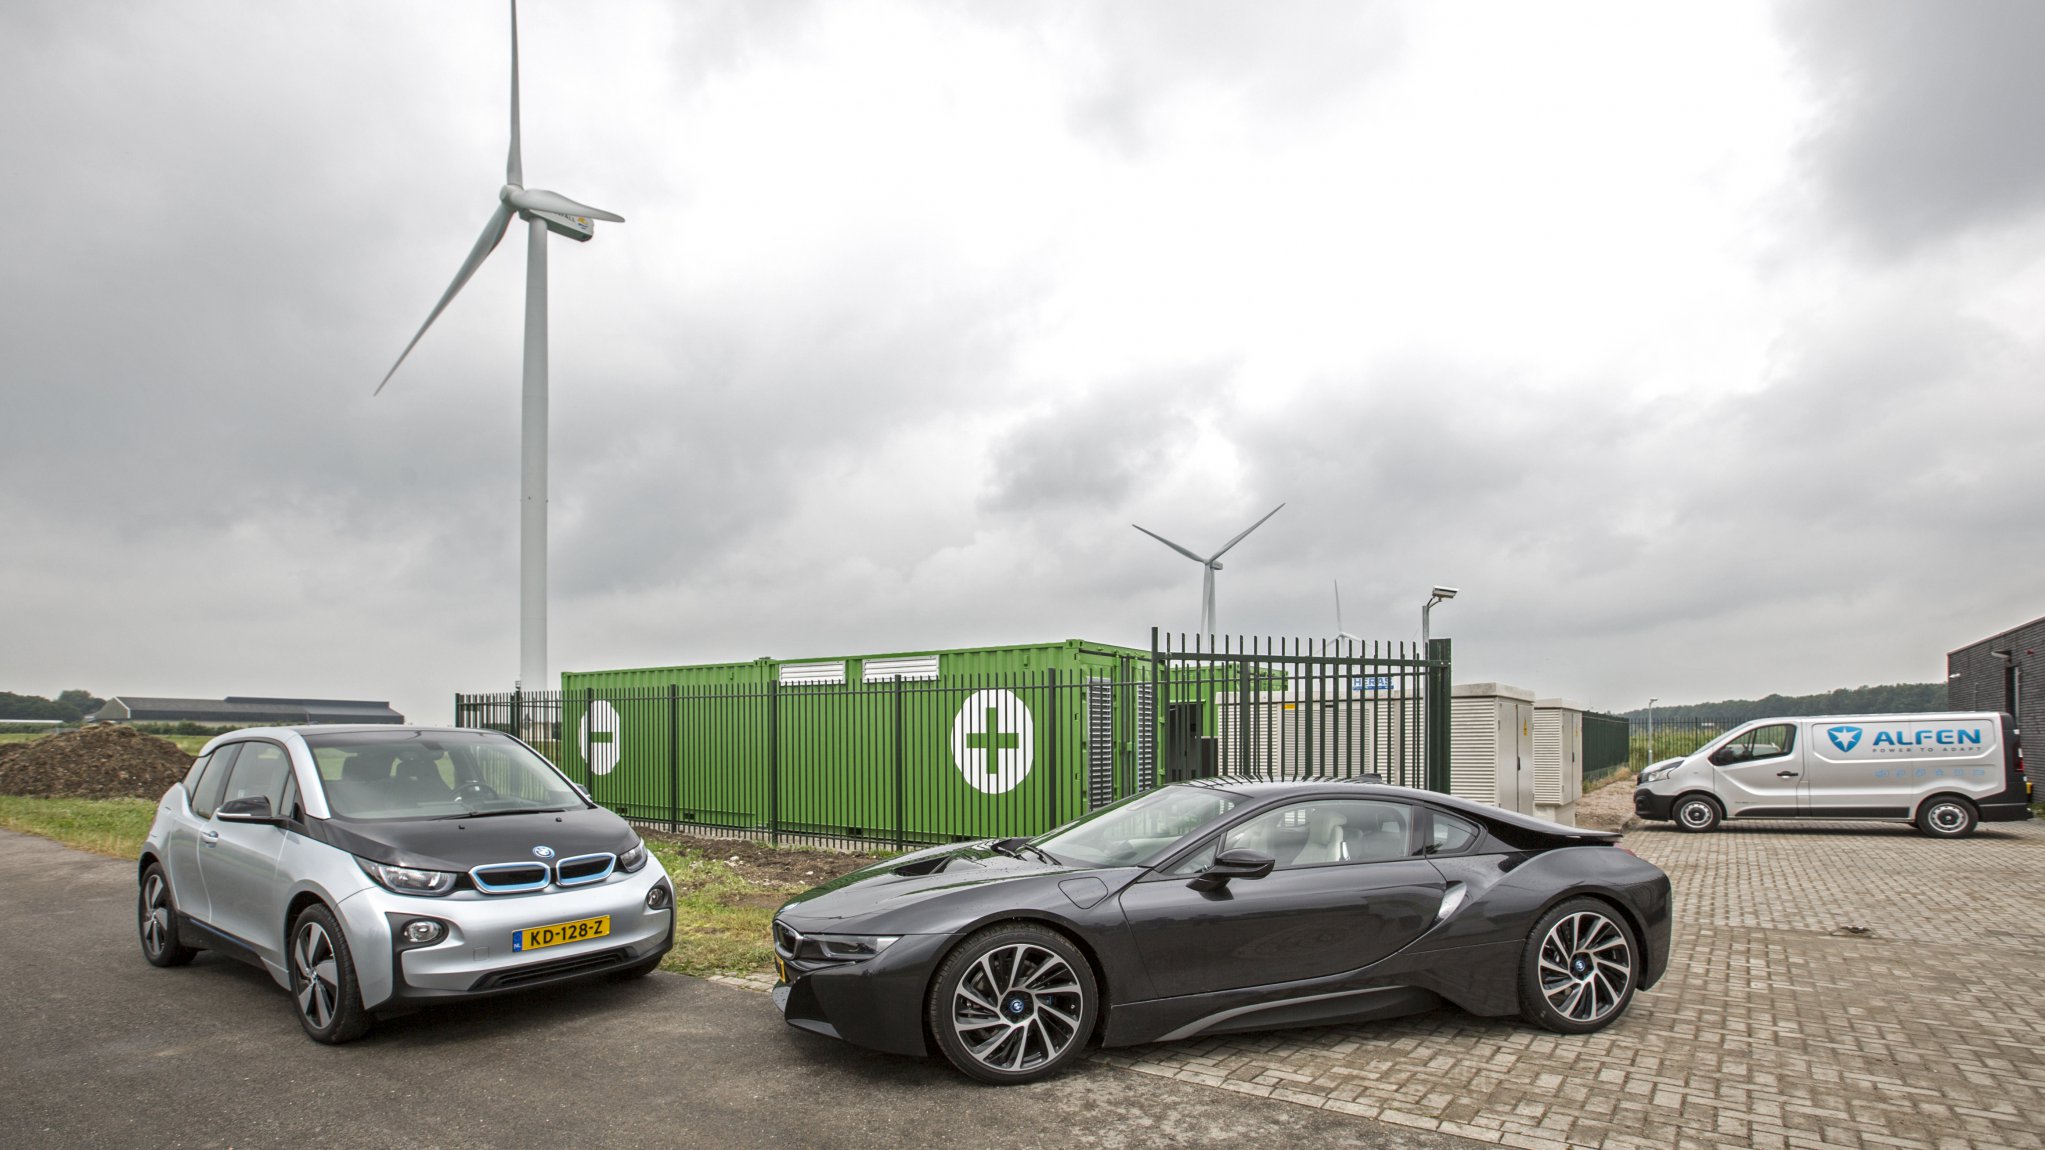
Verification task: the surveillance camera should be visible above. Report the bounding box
[1430,586,1459,600]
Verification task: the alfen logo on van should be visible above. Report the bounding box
[1827,726,1863,752]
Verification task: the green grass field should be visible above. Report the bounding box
[0,794,806,976]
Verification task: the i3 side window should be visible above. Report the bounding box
[138,726,676,1043]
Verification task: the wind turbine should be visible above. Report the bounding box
[374,0,623,693]
[1132,504,1285,640]
[1333,579,1361,642]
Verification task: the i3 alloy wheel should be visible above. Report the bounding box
[290,905,372,1044]
[1673,795,1721,833]
[928,924,1098,1084]
[136,863,196,968]
[1520,898,1638,1034]
[1916,796,1978,839]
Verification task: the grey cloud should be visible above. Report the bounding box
[1778,0,2045,255]
[979,363,1229,515]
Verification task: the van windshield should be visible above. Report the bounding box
[302,730,586,821]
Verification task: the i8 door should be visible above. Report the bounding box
[1707,723,1804,816]
[1118,798,1446,999]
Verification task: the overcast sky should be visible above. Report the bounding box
[4,0,2041,723]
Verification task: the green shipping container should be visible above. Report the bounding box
[556,640,1160,843]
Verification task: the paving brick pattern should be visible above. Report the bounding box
[1095,807,2045,1149]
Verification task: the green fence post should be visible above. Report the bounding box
[892,675,905,849]
[667,683,679,834]
[767,679,780,846]
[1426,638,1453,793]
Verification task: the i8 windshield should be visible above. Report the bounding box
[1032,785,1240,867]
[304,730,586,821]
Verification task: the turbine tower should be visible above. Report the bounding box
[375,0,623,693]
[1132,504,1285,640]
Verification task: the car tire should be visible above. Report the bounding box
[289,904,373,1044]
[1915,795,1978,839]
[927,923,1098,1085]
[1519,898,1641,1035]
[137,863,198,968]
[1672,794,1721,833]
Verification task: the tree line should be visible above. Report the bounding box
[0,690,106,722]
[1618,682,1945,723]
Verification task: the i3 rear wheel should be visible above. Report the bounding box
[1916,796,1978,839]
[928,923,1097,1085]
[137,863,197,968]
[1520,898,1640,1034]
[1673,795,1721,833]
[290,905,372,1044]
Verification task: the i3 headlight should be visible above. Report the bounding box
[357,857,457,896]
[618,840,650,874]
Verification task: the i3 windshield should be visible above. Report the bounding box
[303,730,587,821]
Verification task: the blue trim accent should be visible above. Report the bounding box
[553,852,617,887]
[470,862,550,894]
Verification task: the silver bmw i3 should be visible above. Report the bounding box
[137,725,675,1042]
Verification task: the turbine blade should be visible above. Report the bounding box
[375,202,514,395]
[508,187,624,223]
[1208,502,1286,562]
[507,0,522,186]
[1335,578,1344,633]
[1132,524,1205,565]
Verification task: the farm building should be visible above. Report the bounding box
[93,696,405,725]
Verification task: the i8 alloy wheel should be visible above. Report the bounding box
[289,905,371,1044]
[136,864,196,968]
[1520,899,1639,1034]
[929,924,1097,1084]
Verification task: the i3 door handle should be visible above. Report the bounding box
[1776,771,1800,778]
[201,830,220,843]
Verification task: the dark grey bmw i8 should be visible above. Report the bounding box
[771,778,1671,1084]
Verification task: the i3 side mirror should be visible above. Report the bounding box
[1189,848,1275,892]
[215,795,282,826]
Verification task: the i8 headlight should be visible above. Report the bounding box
[808,934,901,962]
[357,857,457,896]
[618,840,650,873]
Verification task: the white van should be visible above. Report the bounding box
[1633,712,2031,837]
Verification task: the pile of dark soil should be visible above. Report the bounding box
[0,725,193,800]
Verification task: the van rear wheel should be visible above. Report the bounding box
[1916,796,1977,839]
[1672,795,1721,833]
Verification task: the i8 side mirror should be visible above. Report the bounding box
[215,795,281,825]
[1188,848,1275,892]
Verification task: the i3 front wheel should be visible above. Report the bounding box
[137,863,197,968]
[290,904,372,1044]
[927,923,1098,1085]
[1520,898,1640,1034]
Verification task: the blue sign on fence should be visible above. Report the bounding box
[1351,675,1392,692]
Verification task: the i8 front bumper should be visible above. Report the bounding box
[338,862,674,1011]
[773,930,952,1057]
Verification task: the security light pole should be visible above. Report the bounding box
[1647,697,1658,763]
[1421,586,1458,647]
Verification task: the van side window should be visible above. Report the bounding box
[1714,724,1797,765]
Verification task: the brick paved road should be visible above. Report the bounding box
[1097,802,2045,1150]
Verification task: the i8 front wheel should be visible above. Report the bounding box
[927,924,1097,1085]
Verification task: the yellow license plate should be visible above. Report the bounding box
[514,915,611,953]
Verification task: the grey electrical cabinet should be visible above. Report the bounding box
[1448,683,1537,814]
[1533,698,1586,825]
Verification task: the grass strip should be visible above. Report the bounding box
[0,795,157,859]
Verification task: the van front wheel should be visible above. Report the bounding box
[1916,796,1977,839]
[1673,795,1721,833]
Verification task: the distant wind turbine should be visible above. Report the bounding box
[1333,579,1361,642]
[374,0,624,693]
[1132,504,1286,639]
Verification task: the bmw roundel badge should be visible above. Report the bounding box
[532,845,556,859]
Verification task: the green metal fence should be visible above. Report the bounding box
[455,634,1450,849]
[1582,711,1631,789]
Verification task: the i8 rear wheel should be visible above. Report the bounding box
[928,924,1097,1085]
[1520,898,1639,1034]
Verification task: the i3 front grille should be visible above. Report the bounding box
[554,852,617,887]
[470,862,551,894]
